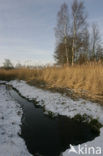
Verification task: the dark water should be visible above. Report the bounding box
[8,86,98,156]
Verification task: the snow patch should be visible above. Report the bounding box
[0,85,32,156]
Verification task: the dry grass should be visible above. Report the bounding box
[0,62,103,103]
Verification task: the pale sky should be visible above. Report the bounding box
[0,0,103,66]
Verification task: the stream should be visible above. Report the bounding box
[6,85,99,156]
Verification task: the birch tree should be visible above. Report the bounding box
[90,23,102,60]
[54,3,70,64]
[71,0,87,65]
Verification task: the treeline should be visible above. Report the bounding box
[0,59,46,70]
[54,0,103,65]
[0,59,21,70]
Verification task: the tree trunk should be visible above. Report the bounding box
[72,40,74,66]
[72,16,76,66]
[64,37,69,64]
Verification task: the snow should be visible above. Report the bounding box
[8,80,103,124]
[8,80,103,156]
[1,80,103,156]
[0,85,32,156]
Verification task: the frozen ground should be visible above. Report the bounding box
[8,80,103,156]
[0,80,103,156]
[0,84,32,156]
[8,80,103,124]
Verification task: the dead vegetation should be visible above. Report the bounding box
[0,62,103,104]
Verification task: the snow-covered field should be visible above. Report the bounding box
[0,84,32,156]
[0,80,103,156]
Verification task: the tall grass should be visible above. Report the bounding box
[0,62,103,102]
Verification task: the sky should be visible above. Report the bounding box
[0,0,103,66]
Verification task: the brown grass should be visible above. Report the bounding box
[0,62,103,104]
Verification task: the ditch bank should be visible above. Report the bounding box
[1,80,103,156]
[7,85,101,156]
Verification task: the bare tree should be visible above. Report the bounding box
[71,0,87,65]
[55,37,72,65]
[54,0,103,65]
[90,23,102,60]
[55,3,70,64]
[96,44,103,61]
[3,59,13,69]
[15,62,22,69]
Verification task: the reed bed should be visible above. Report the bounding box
[0,62,103,103]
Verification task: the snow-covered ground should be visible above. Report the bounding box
[8,80,103,124]
[8,80,103,156]
[0,85,32,156]
[1,80,103,156]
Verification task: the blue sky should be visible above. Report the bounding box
[0,0,103,66]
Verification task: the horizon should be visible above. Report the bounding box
[0,0,103,66]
